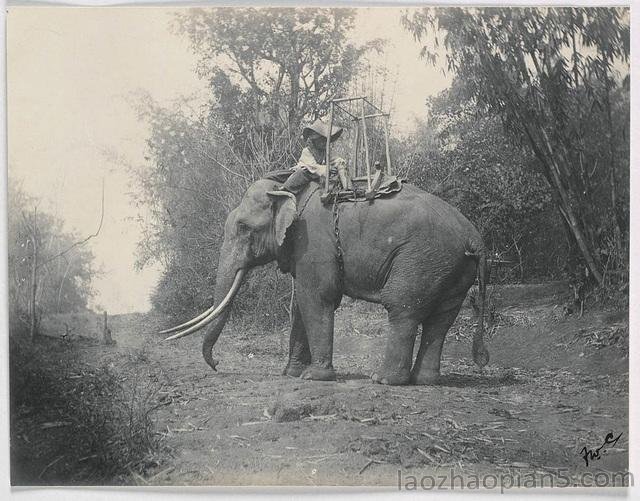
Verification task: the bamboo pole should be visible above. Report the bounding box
[383,115,392,175]
[362,112,390,119]
[363,97,386,114]
[332,96,366,103]
[352,121,360,178]
[360,99,371,191]
[325,101,334,193]
[334,103,359,120]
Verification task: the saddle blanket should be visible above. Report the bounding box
[262,169,404,202]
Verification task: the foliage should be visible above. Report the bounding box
[8,183,96,337]
[174,7,382,166]
[10,337,163,484]
[401,87,567,281]
[136,8,377,322]
[131,94,293,324]
[403,7,629,292]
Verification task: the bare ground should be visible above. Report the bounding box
[14,283,629,487]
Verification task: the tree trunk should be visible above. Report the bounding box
[537,128,604,286]
[514,106,604,287]
[512,235,524,282]
[488,54,605,288]
[29,208,38,343]
[56,257,73,312]
[102,311,115,345]
[603,67,625,260]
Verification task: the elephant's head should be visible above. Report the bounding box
[160,179,298,370]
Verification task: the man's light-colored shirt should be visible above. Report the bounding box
[295,146,327,178]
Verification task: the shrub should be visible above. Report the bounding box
[10,337,163,485]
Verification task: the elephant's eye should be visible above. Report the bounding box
[236,221,250,233]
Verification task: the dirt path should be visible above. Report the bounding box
[85,289,628,487]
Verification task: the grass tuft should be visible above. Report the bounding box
[10,335,164,485]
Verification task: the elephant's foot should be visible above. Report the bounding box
[300,365,336,381]
[371,370,411,386]
[282,362,309,378]
[410,369,441,385]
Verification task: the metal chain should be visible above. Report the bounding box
[332,196,345,288]
[295,184,344,287]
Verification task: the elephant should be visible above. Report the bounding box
[160,177,489,385]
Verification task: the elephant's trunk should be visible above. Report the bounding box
[201,267,246,370]
[201,307,232,371]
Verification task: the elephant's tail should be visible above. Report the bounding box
[466,244,490,368]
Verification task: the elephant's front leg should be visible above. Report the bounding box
[283,294,311,377]
[295,285,337,381]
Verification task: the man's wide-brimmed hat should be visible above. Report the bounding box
[303,119,344,142]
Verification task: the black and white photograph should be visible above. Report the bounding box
[6,1,633,491]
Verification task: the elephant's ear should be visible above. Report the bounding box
[267,191,297,248]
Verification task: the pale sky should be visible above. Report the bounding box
[7,6,450,313]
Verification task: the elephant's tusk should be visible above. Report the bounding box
[163,311,220,341]
[159,303,220,335]
[162,269,246,340]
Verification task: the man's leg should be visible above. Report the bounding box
[281,168,315,194]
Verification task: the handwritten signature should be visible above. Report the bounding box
[579,432,623,467]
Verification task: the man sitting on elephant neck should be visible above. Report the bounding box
[279,119,353,194]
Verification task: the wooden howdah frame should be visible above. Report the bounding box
[324,96,392,196]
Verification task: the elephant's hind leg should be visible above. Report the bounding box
[283,299,312,377]
[410,296,465,385]
[372,314,419,386]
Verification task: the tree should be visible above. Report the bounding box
[403,7,629,289]
[135,8,381,321]
[8,183,96,339]
[174,7,382,165]
[398,84,566,282]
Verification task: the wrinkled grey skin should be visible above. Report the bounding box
[200,179,489,385]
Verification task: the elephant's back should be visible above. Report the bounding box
[335,183,482,298]
[389,183,481,243]
[341,183,483,264]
